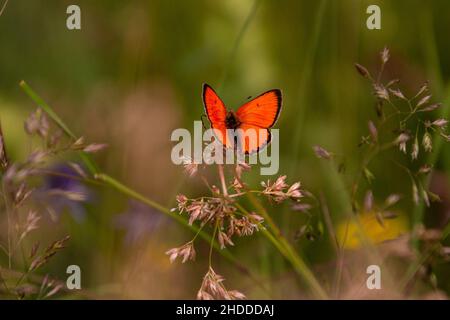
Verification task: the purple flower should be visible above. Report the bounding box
[114,200,164,245]
[38,164,91,222]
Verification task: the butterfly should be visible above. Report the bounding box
[202,83,282,154]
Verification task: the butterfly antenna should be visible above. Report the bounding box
[0,120,9,170]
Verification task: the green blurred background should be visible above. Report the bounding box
[0,0,449,299]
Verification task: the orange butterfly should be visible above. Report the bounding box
[202,83,282,154]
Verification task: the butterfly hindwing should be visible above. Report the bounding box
[237,123,271,154]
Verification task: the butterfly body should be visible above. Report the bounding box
[202,83,282,154]
[225,111,241,129]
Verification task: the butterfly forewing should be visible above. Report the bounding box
[236,89,282,128]
[235,89,281,154]
[202,84,233,149]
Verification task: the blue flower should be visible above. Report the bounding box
[39,164,91,222]
[114,200,164,245]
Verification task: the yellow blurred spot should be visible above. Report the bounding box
[336,211,409,249]
[0,101,29,160]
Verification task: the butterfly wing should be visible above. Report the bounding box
[235,89,282,154]
[236,89,282,128]
[202,83,232,148]
[237,123,271,154]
